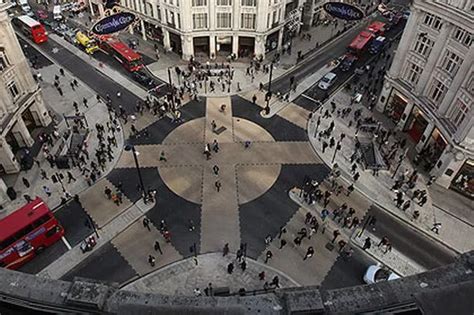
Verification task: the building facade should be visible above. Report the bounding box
[376,0,473,197]
[89,0,306,60]
[0,4,51,201]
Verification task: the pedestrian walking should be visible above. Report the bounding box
[213,165,219,176]
[223,243,229,256]
[303,246,314,260]
[279,239,287,249]
[22,177,30,188]
[154,241,163,254]
[431,222,441,234]
[259,271,265,281]
[59,68,65,76]
[143,217,151,231]
[204,144,211,160]
[43,185,51,197]
[271,276,280,288]
[148,255,156,267]
[331,229,340,243]
[212,139,219,153]
[278,226,286,238]
[227,263,234,274]
[353,172,360,182]
[40,169,48,180]
[160,151,167,162]
[265,250,273,263]
[82,97,89,108]
[346,184,354,196]
[104,186,112,199]
[211,120,217,132]
[362,237,371,250]
[215,180,222,192]
[338,240,347,252]
[236,249,243,262]
[402,200,411,211]
[240,259,247,271]
[67,171,76,183]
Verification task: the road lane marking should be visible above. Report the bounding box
[62,236,72,250]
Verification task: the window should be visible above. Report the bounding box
[217,0,231,5]
[8,81,19,99]
[404,62,422,85]
[429,79,447,103]
[217,13,232,28]
[167,10,175,26]
[423,13,442,30]
[441,50,463,76]
[177,13,181,28]
[448,100,470,126]
[452,27,472,47]
[192,0,207,6]
[0,53,8,72]
[241,0,256,6]
[157,6,161,21]
[413,34,434,57]
[241,13,256,29]
[193,13,208,29]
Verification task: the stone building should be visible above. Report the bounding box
[0,4,51,202]
[88,0,306,60]
[376,0,473,198]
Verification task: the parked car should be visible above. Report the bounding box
[363,265,401,284]
[132,70,155,88]
[340,54,358,72]
[36,9,48,20]
[63,28,77,44]
[61,3,73,11]
[71,3,86,13]
[318,72,337,90]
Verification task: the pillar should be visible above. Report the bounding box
[163,29,171,51]
[277,28,284,52]
[30,96,52,127]
[140,20,147,41]
[0,140,20,173]
[209,35,216,59]
[11,118,34,148]
[88,0,95,16]
[415,122,435,152]
[254,35,265,59]
[232,35,239,58]
[376,79,392,112]
[182,35,194,60]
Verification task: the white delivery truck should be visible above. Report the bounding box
[53,5,63,21]
[18,0,33,16]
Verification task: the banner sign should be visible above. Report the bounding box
[92,12,136,35]
[323,2,364,21]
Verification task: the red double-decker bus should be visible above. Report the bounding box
[0,198,64,270]
[367,21,386,36]
[98,35,143,72]
[348,30,375,55]
[14,15,48,44]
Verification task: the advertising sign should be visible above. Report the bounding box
[323,2,364,21]
[91,12,136,35]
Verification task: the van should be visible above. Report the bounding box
[318,72,337,90]
[18,0,33,16]
[53,5,62,21]
[75,31,99,54]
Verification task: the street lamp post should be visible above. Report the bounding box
[124,144,147,203]
[167,67,176,111]
[391,152,405,179]
[264,61,274,115]
[313,116,321,138]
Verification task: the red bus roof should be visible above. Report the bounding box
[349,31,374,51]
[16,15,42,28]
[367,21,386,34]
[100,36,141,62]
[0,198,50,241]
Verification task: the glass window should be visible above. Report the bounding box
[413,34,434,58]
[217,0,231,5]
[241,13,256,29]
[423,13,442,30]
[192,0,207,6]
[448,99,470,126]
[452,27,472,47]
[216,12,232,28]
[241,0,256,6]
[441,50,463,76]
[0,53,7,72]
[8,81,20,99]
[428,79,447,104]
[193,13,208,29]
[404,62,422,85]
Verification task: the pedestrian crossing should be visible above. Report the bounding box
[111,218,183,276]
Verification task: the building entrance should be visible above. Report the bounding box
[238,36,254,58]
[386,91,408,123]
[405,107,428,143]
[193,36,210,57]
[216,36,232,57]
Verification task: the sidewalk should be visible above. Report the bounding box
[307,83,474,254]
[1,55,123,217]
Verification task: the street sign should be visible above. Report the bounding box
[323,2,364,21]
[91,12,136,35]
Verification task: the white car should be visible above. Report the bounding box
[318,72,337,90]
[363,265,401,284]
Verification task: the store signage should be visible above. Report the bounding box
[91,12,136,35]
[323,2,364,21]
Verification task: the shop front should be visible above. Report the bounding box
[450,159,474,198]
[404,106,428,143]
[216,36,232,56]
[386,90,408,123]
[169,32,182,55]
[238,36,254,57]
[193,36,210,57]
[265,30,279,53]
[416,128,447,172]
[144,21,163,44]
